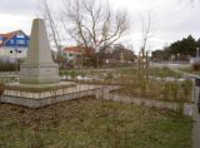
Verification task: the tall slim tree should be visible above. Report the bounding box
[38,0,61,52]
[138,10,154,75]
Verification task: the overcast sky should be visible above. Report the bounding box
[0,0,199,52]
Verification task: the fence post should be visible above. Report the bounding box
[195,78,200,113]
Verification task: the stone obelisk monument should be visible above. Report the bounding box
[1,18,104,109]
[20,18,60,84]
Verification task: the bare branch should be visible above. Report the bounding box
[140,10,153,57]
[39,0,61,51]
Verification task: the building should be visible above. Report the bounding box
[62,46,95,63]
[61,46,96,67]
[63,46,82,62]
[0,30,30,62]
[101,44,136,64]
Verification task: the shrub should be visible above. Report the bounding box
[0,60,22,72]
[192,63,200,71]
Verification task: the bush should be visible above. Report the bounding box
[0,61,19,72]
[192,63,200,71]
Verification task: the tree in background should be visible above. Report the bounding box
[61,0,129,52]
[39,0,130,68]
[170,35,196,57]
[152,35,199,62]
[138,10,154,80]
[196,38,200,49]
[112,44,136,62]
[151,46,171,62]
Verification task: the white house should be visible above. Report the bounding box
[0,30,30,62]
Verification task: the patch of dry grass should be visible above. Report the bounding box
[0,97,192,148]
[76,74,193,103]
[113,75,193,103]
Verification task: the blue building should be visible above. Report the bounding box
[0,30,30,61]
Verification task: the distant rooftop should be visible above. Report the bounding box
[0,30,29,47]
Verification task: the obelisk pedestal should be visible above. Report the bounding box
[20,18,60,84]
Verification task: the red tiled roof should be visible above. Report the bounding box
[0,30,22,39]
[63,46,82,54]
[0,30,25,47]
[63,46,95,56]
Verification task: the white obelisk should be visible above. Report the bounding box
[20,18,60,84]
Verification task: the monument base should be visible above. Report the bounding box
[20,64,60,84]
[1,82,106,108]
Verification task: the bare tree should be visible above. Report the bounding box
[138,10,154,77]
[60,0,130,52]
[38,0,130,67]
[141,11,153,58]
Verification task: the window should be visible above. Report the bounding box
[10,39,14,45]
[17,34,24,38]
[0,37,3,44]
[17,40,25,45]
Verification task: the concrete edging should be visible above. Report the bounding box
[98,90,193,116]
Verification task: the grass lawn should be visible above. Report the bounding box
[179,67,200,76]
[104,67,192,103]
[60,66,183,79]
[113,78,193,103]
[148,67,182,78]
[116,67,182,78]
[75,68,192,103]
[0,97,192,148]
